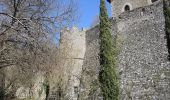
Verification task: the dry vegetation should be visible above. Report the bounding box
[0,0,78,99]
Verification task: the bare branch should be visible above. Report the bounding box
[0,13,24,26]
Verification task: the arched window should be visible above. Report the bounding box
[124,5,130,11]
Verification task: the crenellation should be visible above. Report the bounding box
[2,0,170,100]
[59,26,86,100]
[60,0,170,99]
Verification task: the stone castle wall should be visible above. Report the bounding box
[59,27,86,100]
[58,1,170,100]
[80,26,101,100]
[2,0,169,100]
[116,1,170,99]
[110,0,150,17]
[82,1,170,100]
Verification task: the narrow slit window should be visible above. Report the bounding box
[151,0,158,3]
[74,86,78,94]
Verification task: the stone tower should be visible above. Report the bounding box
[107,0,159,17]
[59,27,86,100]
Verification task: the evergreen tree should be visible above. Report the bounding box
[163,0,170,60]
[99,0,119,100]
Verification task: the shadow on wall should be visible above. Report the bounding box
[163,0,170,60]
[151,0,159,3]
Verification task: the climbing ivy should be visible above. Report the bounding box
[99,0,119,100]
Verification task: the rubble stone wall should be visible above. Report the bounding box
[82,1,170,100]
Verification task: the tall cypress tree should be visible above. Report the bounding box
[99,0,119,100]
[163,0,170,60]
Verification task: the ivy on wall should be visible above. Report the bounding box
[99,0,119,99]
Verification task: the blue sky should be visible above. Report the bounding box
[54,0,112,44]
[77,0,112,29]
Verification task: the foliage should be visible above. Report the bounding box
[163,0,170,60]
[0,0,78,99]
[99,0,119,100]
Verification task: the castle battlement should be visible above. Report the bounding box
[59,1,170,99]
[80,1,170,99]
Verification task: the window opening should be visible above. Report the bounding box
[151,0,158,3]
[124,5,130,11]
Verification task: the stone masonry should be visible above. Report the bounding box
[116,1,170,100]
[60,0,170,100]
[108,0,152,17]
